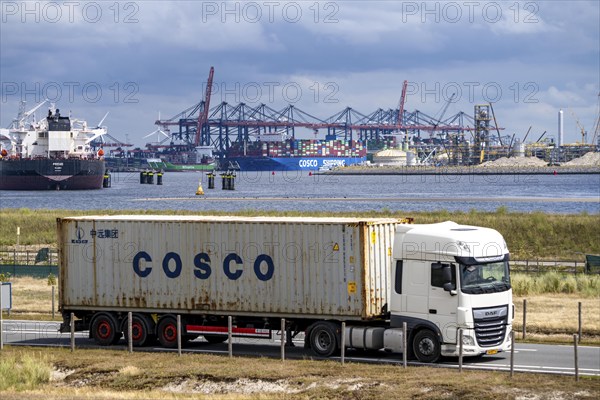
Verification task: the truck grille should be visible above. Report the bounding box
[473,306,508,347]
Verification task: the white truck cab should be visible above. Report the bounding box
[391,221,513,362]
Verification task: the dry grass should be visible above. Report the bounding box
[0,347,597,399]
[514,294,600,343]
[4,276,58,319]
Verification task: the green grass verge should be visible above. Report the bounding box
[512,272,600,297]
[1,208,599,260]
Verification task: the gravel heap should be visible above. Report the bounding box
[478,156,547,167]
[564,152,600,167]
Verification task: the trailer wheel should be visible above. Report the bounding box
[204,335,228,344]
[91,313,119,346]
[122,314,152,347]
[412,329,440,363]
[309,322,338,357]
[157,316,179,348]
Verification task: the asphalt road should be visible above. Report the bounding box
[2,320,599,377]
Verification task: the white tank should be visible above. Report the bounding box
[558,109,564,147]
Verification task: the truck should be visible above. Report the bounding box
[57,215,513,363]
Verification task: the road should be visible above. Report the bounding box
[2,320,599,377]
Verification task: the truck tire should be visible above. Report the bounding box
[412,329,440,363]
[157,316,179,348]
[309,322,338,357]
[91,313,120,346]
[121,314,153,347]
[204,335,228,344]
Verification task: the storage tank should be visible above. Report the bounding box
[558,109,564,148]
[372,149,407,166]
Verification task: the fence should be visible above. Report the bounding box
[0,248,58,267]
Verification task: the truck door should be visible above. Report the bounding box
[428,262,458,344]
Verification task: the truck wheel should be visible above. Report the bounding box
[309,322,338,357]
[412,329,440,363]
[157,316,179,348]
[204,335,228,344]
[122,314,152,347]
[91,313,119,346]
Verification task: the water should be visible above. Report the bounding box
[1,171,598,214]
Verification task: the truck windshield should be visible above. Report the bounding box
[460,261,511,294]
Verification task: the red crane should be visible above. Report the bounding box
[397,80,408,129]
[195,66,214,146]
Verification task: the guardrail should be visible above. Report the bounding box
[0,249,58,267]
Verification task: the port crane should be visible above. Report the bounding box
[569,109,587,144]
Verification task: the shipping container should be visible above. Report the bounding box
[58,216,397,320]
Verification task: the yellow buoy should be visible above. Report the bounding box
[196,179,204,196]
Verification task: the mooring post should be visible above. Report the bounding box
[70,312,75,352]
[510,330,515,378]
[228,316,233,358]
[574,334,579,382]
[458,328,463,373]
[402,322,407,369]
[578,302,582,343]
[522,299,527,340]
[127,312,133,353]
[51,286,55,320]
[280,318,285,362]
[340,322,346,365]
[177,315,182,356]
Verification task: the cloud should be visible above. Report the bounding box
[1,0,598,146]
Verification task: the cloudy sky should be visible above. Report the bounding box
[1,0,598,146]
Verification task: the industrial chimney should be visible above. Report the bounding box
[558,109,564,147]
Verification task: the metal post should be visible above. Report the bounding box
[177,315,182,356]
[127,312,133,353]
[510,330,515,378]
[458,328,463,373]
[340,322,346,365]
[70,312,75,352]
[280,318,285,362]
[522,299,527,340]
[228,316,233,358]
[574,334,579,381]
[578,302,582,343]
[402,322,407,368]
[52,286,55,320]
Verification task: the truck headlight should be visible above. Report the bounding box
[462,334,475,346]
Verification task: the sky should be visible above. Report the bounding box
[1,0,599,147]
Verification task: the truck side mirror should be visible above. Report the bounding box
[442,264,452,283]
[442,265,456,295]
[443,282,456,294]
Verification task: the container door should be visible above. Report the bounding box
[428,262,458,344]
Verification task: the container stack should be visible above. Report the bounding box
[263,139,366,158]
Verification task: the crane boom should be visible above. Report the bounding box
[397,80,408,129]
[195,66,214,146]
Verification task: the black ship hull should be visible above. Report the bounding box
[0,158,105,190]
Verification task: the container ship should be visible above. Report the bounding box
[0,101,106,190]
[224,139,367,171]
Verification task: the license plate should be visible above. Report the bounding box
[486,349,498,355]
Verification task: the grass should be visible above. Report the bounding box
[0,347,597,399]
[0,352,51,391]
[1,208,600,260]
[512,272,600,297]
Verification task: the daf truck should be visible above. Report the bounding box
[57,215,513,363]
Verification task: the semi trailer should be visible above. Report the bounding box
[57,215,513,363]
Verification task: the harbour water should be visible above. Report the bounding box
[1,171,598,214]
